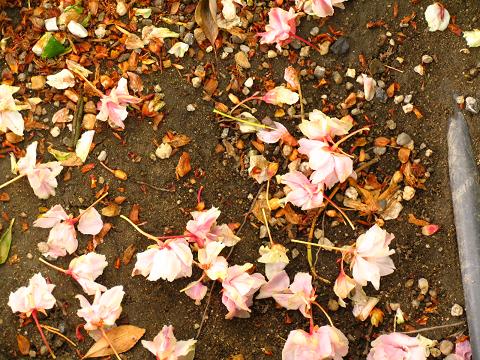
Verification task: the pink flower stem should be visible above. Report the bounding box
[38,257,68,274]
[322,194,355,230]
[228,92,262,113]
[74,192,109,221]
[31,310,56,359]
[197,186,204,205]
[100,327,121,360]
[156,233,193,240]
[290,33,321,52]
[291,239,348,252]
[0,173,25,190]
[309,313,315,335]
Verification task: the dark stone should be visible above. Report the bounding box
[330,37,350,55]
[369,58,385,75]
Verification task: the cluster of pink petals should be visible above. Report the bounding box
[34,204,103,259]
[296,0,347,18]
[281,170,324,210]
[367,333,426,360]
[262,86,299,106]
[0,84,24,136]
[282,325,349,360]
[184,281,208,305]
[96,77,141,129]
[299,110,353,140]
[142,325,197,360]
[68,252,108,295]
[76,286,124,331]
[333,268,356,301]
[257,272,315,318]
[258,8,297,48]
[17,142,63,199]
[198,241,228,281]
[8,273,56,317]
[298,138,353,188]
[186,207,240,247]
[132,238,193,282]
[351,225,395,290]
[454,340,472,360]
[221,263,265,319]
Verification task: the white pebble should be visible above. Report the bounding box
[422,54,433,64]
[186,104,196,112]
[414,64,425,76]
[50,126,60,138]
[155,143,173,159]
[402,104,414,113]
[402,186,416,201]
[345,68,356,78]
[345,187,358,200]
[244,77,254,88]
[450,303,464,317]
[97,150,107,162]
[418,278,429,294]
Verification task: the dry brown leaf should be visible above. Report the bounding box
[16,334,30,355]
[101,204,121,217]
[0,193,10,202]
[176,152,192,178]
[83,325,145,358]
[127,72,144,93]
[407,213,430,227]
[398,147,411,164]
[122,244,137,265]
[195,0,218,46]
[163,132,191,148]
[129,204,140,224]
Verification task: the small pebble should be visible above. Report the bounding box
[425,149,433,157]
[373,146,386,155]
[97,150,107,162]
[318,41,330,55]
[394,95,404,104]
[466,96,478,113]
[429,348,441,358]
[267,50,277,58]
[345,68,356,78]
[404,94,413,104]
[330,37,350,55]
[456,95,465,105]
[418,278,429,295]
[402,104,414,113]
[327,299,339,311]
[299,46,310,57]
[50,126,60,138]
[332,71,343,84]
[414,64,425,76]
[405,279,414,288]
[186,104,196,112]
[386,119,397,130]
[310,27,320,36]
[402,186,416,201]
[244,77,254,88]
[191,77,202,88]
[450,303,464,317]
[291,248,300,259]
[397,132,412,146]
[439,340,454,355]
[345,187,358,200]
[422,54,433,64]
[314,66,326,79]
[155,143,173,159]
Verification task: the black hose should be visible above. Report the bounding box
[448,109,480,358]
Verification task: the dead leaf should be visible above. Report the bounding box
[129,204,140,224]
[101,204,121,217]
[83,325,145,358]
[122,244,137,265]
[0,193,10,202]
[16,334,30,355]
[127,72,143,93]
[176,152,192,178]
[163,132,191,148]
[195,0,218,46]
[398,147,411,163]
[407,213,430,227]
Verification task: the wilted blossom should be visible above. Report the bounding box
[17,141,63,199]
[298,139,353,188]
[299,110,353,140]
[463,30,480,48]
[257,270,291,299]
[262,86,299,106]
[351,225,395,290]
[34,204,103,259]
[257,121,296,145]
[142,325,197,360]
[67,253,108,295]
[46,69,76,89]
[333,268,356,301]
[351,285,379,321]
[282,325,349,360]
[296,0,347,18]
[221,263,266,319]
[281,170,324,210]
[76,286,125,331]
[257,243,289,280]
[186,207,240,247]
[168,41,189,58]
[284,66,300,90]
[96,77,142,129]
[367,333,426,360]
[258,8,297,49]
[270,272,315,318]
[0,84,24,136]
[132,239,193,282]
[197,241,228,281]
[424,3,450,32]
[455,340,472,360]
[8,273,56,317]
[362,74,376,102]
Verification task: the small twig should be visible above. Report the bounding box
[384,64,404,73]
[400,321,465,335]
[70,89,84,147]
[195,281,216,340]
[133,180,174,192]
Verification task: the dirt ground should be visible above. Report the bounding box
[1,0,479,359]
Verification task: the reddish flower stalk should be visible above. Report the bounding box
[31,310,55,359]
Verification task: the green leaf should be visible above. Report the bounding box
[0,219,14,264]
[41,36,66,59]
